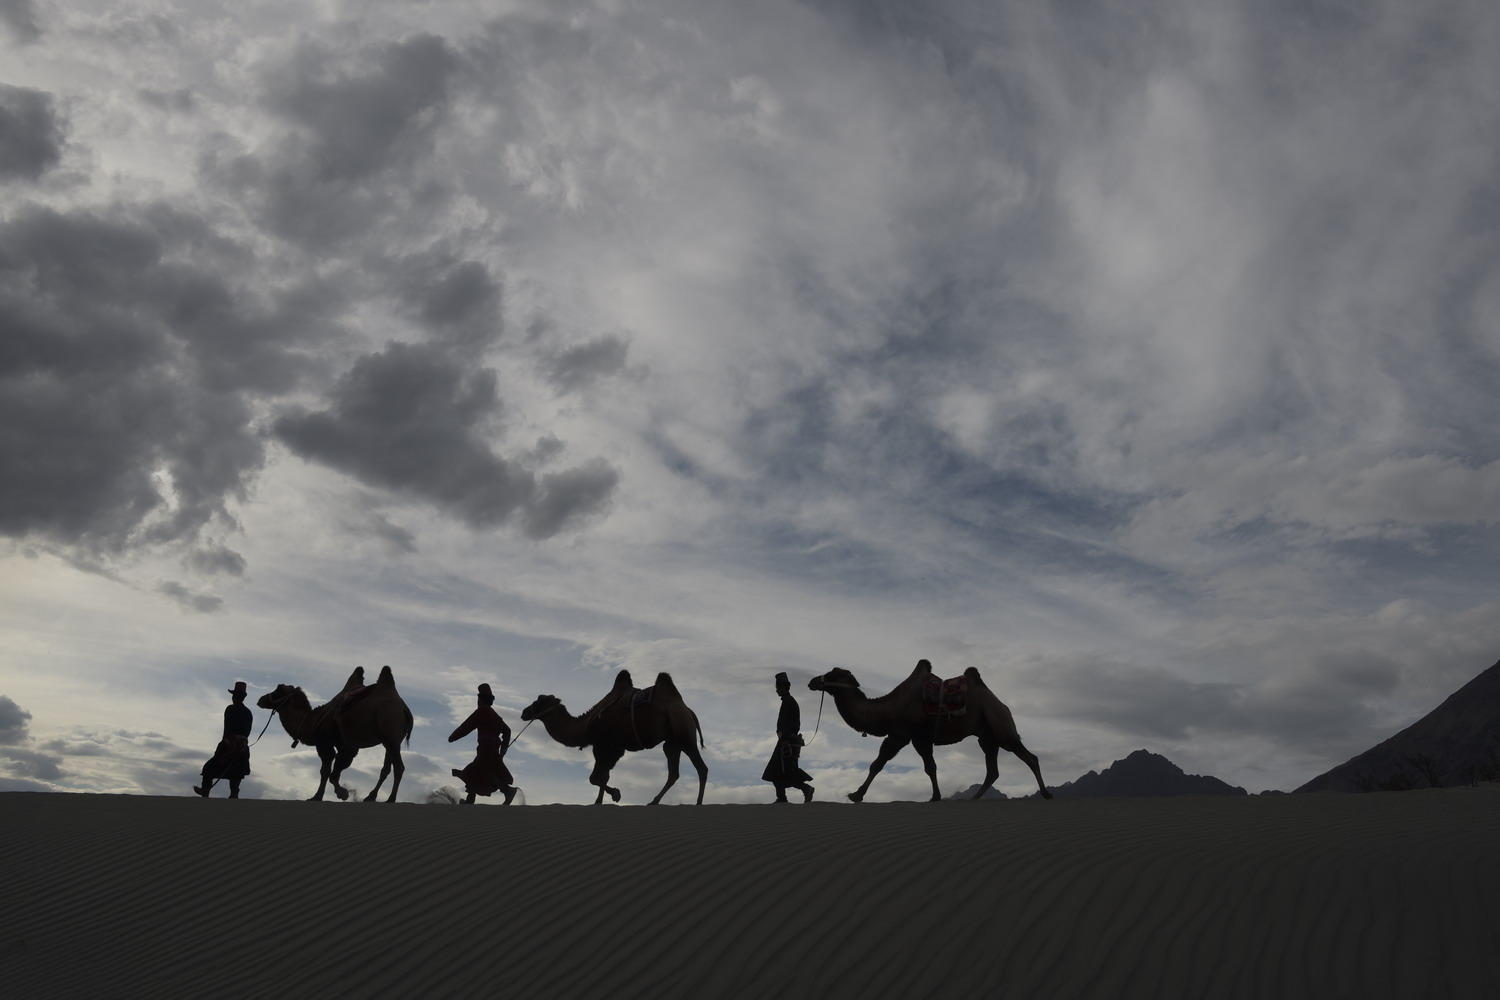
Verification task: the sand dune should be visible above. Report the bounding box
[4,788,1498,998]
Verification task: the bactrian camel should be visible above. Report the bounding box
[809,659,1051,802]
[258,665,414,803]
[521,669,708,805]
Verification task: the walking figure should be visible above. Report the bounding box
[763,672,814,803]
[194,681,253,798]
[448,683,517,805]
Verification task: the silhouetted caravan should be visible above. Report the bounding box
[258,665,415,803]
[448,683,517,805]
[521,669,708,805]
[193,680,253,798]
[809,659,1051,802]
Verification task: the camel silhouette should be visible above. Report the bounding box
[258,665,413,803]
[521,670,708,805]
[809,659,1050,802]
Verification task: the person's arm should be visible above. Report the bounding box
[498,716,512,752]
[448,711,479,743]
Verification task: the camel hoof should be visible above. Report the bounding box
[847,792,864,803]
[334,787,349,801]
[1041,789,1053,800]
[608,788,622,803]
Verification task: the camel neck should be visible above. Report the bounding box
[829,686,885,736]
[275,692,319,744]
[538,706,591,747]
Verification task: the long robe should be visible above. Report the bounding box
[201,702,253,781]
[449,706,512,796]
[762,693,812,785]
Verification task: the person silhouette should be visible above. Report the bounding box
[448,683,517,805]
[194,681,253,798]
[763,672,814,803]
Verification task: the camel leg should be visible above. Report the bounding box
[590,747,623,805]
[849,734,909,803]
[329,747,356,801]
[972,739,1001,800]
[649,744,681,806]
[1008,740,1051,799]
[385,744,404,803]
[311,745,336,801]
[911,734,941,802]
[682,740,709,805]
[365,746,397,802]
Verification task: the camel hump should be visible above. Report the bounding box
[376,665,395,687]
[652,672,681,699]
[964,666,984,684]
[613,669,634,691]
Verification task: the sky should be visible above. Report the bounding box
[2,0,1499,804]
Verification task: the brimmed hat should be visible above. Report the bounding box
[228,681,248,697]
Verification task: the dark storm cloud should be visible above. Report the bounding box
[186,544,247,577]
[0,83,62,179]
[210,33,461,249]
[0,204,329,557]
[544,334,631,393]
[0,744,63,780]
[522,459,621,539]
[158,580,223,613]
[0,694,31,743]
[388,254,503,351]
[275,342,619,535]
[0,0,40,44]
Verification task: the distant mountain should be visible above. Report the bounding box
[1296,658,1500,793]
[1045,749,1248,798]
[947,784,1007,800]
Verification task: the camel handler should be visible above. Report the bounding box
[763,672,814,803]
[194,681,253,799]
[448,683,518,805]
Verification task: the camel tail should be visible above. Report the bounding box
[695,710,705,748]
[403,704,414,746]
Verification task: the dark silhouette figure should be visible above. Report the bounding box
[763,672,814,803]
[448,683,517,805]
[257,664,414,803]
[809,659,1051,802]
[521,669,709,805]
[194,681,253,798]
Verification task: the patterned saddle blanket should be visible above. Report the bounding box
[922,675,968,716]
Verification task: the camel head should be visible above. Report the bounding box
[521,694,563,721]
[256,683,303,711]
[809,668,860,692]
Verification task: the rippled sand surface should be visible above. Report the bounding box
[4,788,1498,998]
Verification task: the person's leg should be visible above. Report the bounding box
[462,790,476,805]
[502,786,517,805]
[228,778,241,799]
[797,782,814,803]
[773,781,788,803]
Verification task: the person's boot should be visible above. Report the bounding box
[228,780,241,799]
[502,786,517,805]
[192,782,210,797]
[801,783,814,803]
[462,791,476,805]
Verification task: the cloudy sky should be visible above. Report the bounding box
[3,0,1499,804]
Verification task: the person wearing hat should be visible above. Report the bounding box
[448,683,517,805]
[194,681,253,798]
[763,672,814,803]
